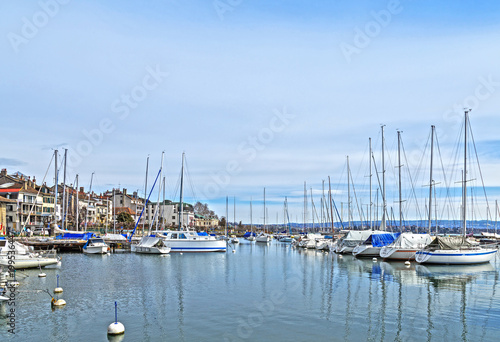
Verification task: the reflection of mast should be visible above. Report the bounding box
[460,282,468,340]
[426,283,434,341]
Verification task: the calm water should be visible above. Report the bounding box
[1,242,500,342]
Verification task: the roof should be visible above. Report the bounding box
[0,196,17,203]
[114,207,135,215]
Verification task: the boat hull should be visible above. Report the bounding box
[353,245,382,258]
[380,247,418,260]
[415,248,497,264]
[164,240,227,253]
[131,245,170,254]
[0,257,59,269]
[83,246,109,254]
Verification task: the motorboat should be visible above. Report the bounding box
[154,230,226,253]
[255,232,271,243]
[83,237,109,254]
[131,236,170,254]
[0,239,60,269]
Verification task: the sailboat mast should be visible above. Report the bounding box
[369,138,373,230]
[310,188,314,231]
[463,110,469,236]
[62,149,67,230]
[156,152,164,231]
[303,182,306,231]
[347,156,352,229]
[53,150,58,229]
[85,172,94,232]
[397,131,403,230]
[225,196,228,237]
[264,188,266,234]
[328,176,334,233]
[250,198,253,233]
[75,174,79,230]
[179,152,185,230]
[144,155,149,234]
[381,125,386,231]
[428,125,435,234]
[234,196,236,232]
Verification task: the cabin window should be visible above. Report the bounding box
[171,233,177,239]
[180,233,186,239]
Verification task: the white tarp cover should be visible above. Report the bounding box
[137,237,163,248]
[387,232,432,249]
[340,230,385,247]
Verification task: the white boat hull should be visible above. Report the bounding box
[131,245,170,254]
[352,245,382,257]
[164,240,226,252]
[380,247,419,260]
[0,257,59,269]
[415,248,497,264]
[83,246,109,254]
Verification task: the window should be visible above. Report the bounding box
[172,216,175,220]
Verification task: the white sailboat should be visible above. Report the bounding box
[416,110,498,264]
[245,199,256,241]
[155,153,226,252]
[256,188,271,243]
[131,236,170,254]
[0,239,60,269]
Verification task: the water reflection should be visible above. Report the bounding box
[416,264,495,291]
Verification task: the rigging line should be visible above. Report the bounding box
[21,153,55,231]
[400,137,424,224]
[349,168,365,227]
[468,120,492,222]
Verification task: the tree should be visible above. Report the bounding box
[117,212,134,223]
[219,216,226,228]
[194,201,218,219]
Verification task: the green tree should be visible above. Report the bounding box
[219,216,226,228]
[117,212,134,223]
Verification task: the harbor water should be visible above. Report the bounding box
[1,241,499,341]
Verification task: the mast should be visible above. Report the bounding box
[328,176,334,233]
[250,198,253,234]
[264,187,266,234]
[397,131,403,231]
[321,180,325,230]
[156,152,164,231]
[85,172,94,232]
[53,149,58,229]
[225,196,228,238]
[75,174,79,230]
[369,138,373,230]
[381,125,387,231]
[428,125,435,234]
[143,155,149,234]
[113,188,116,234]
[105,197,109,234]
[463,110,469,236]
[347,156,352,229]
[303,182,306,231]
[234,196,236,232]
[310,188,314,231]
[161,177,165,230]
[62,149,67,230]
[179,152,185,230]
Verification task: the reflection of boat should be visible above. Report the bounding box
[0,239,60,269]
[83,238,109,254]
[415,263,495,290]
[131,236,170,254]
[380,233,432,260]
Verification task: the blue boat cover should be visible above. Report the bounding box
[370,232,400,247]
[243,232,256,237]
[197,232,208,236]
[56,233,96,240]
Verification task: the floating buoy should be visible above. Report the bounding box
[51,298,66,307]
[180,253,183,255]
[339,255,343,258]
[372,258,377,262]
[9,281,20,287]
[405,261,411,266]
[38,273,46,278]
[232,250,236,253]
[54,274,63,293]
[108,302,125,335]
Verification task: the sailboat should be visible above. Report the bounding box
[244,199,256,241]
[381,126,437,260]
[416,111,498,264]
[154,153,226,252]
[256,188,271,243]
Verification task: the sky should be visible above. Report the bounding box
[1,0,500,226]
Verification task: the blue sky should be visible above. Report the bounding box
[1,0,500,225]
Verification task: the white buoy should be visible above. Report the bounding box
[339,254,343,258]
[232,249,236,253]
[38,273,46,278]
[372,258,377,262]
[54,274,63,293]
[52,298,66,307]
[108,302,125,335]
[180,253,183,255]
[405,261,411,266]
